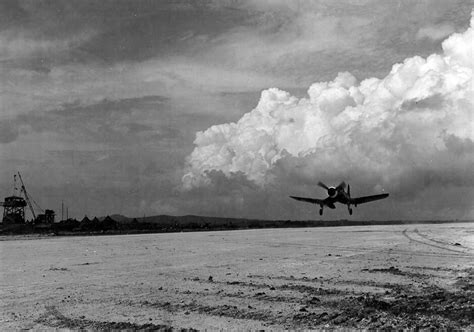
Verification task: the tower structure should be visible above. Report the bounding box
[1,196,27,224]
[1,172,57,224]
[1,174,27,224]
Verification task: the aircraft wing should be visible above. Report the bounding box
[290,196,325,205]
[350,193,389,205]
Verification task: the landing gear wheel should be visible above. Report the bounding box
[349,208,353,215]
[319,209,323,216]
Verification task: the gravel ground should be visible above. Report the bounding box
[1,223,473,330]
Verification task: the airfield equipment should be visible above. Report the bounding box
[1,172,55,224]
[17,171,36,221]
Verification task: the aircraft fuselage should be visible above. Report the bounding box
[322,191,351,209]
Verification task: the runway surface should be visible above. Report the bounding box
[1,223,473,329]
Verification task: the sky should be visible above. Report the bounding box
[0,0,473,221]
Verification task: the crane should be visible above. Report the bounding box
[17,171,37,221]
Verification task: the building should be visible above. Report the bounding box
[35,209,55,224]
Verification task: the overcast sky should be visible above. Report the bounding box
[1,0,473,220]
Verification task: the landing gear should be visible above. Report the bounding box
[348,205,353,215]
[319,208,323,216]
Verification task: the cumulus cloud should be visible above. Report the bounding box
[182,12,474,194]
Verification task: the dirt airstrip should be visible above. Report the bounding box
[1,223,473,330]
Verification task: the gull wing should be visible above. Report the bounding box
[290,196,325,205]
[350,193,389,205]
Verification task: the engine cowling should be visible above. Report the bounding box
[327,187,337,197]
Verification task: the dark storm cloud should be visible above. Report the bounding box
[3,0,468,79]
[2,0,472,77]
[0,0,254,69]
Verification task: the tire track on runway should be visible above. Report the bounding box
[268,241,471,258]
[413,229,473,252]
[402,229,471,255]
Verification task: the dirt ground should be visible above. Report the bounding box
[1,223,473,330]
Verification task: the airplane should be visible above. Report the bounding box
[290,181,389,215]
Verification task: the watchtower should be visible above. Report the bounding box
[2,172,56,224]
[1,196,27,224]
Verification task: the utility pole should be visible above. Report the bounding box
[61,201,64,221]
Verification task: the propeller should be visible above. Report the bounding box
[317,181,329,190]
[319,181,346,197]
[336,181,346,191]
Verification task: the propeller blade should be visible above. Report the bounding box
[336,181,346,190]
[317,181,329,190]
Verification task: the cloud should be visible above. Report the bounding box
[0,119,19,143]
[2,1,472,220]
[8,96,170,144]
[2,1,470,121]
[0,56,288,123]
[416,23,456,40]
[0,28,95,62]
[182,10,474,203]
[198,3,374,85]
